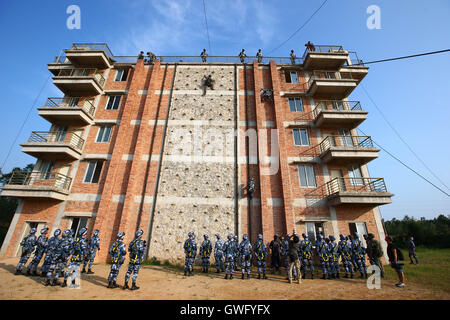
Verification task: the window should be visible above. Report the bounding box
[348,165,363,186]
[305,222,324,243]
[84,161,103,183]
[293,128,309,146]
[285,71,299,83]
[339,129,354,147]
[96,126,112,142]
[298,164,317,187]
[288,98,304,112]
[105,96,121,110]
[114,69,128,82]
[39,161,54,180]
[70,217,88,236]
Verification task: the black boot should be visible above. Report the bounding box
[26,269,32,276]
[44,278,51,286]
[81,267,86,273]
[302,274,306,279]
[247,273,250,279]
[87,269,94,274]
[321,274,326,280]
[344,273,349,278]
[241,273,245,279]
[123,282,129,290]
[32,271,39,276]
[351,273,354,279]
[224,274,228,279]
[336,273,340,279]
[131,282,140,290]
[61,280,67,287]
[184,270,187,276]
[52,279,60,286]
[41,272,46,278]
[257,274,261,279]
[263,274,267,280]
[230,274,233,279]
[107,281,113,288]
[112,281,119,288]
[15,270,22,275]
[327,273,331,280]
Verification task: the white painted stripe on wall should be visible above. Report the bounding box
[288,156,319,164]
[63,211,96,218]
[122,154,134,161]
[68,193,102,202]
[130,120,141,125]
[112,194,125,203]
[134,195,154,204]
[263,120,276,128]
[94,119,121,125]
[267,198,284,207]
[83,154,112,160]
[138,90,148,95]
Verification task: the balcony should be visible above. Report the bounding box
[65,43,113,68]
[38,97,96,125]
[0,171,71,201]
[21,131,85,160]
[312,100,368,128]
[307,70,358,99]
[322,177,393,207]
[53,68,105,95]
[302,45,350,70]
[318,135,379,165]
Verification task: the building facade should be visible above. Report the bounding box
[0,43,393,263]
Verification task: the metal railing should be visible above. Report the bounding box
[54,68,105,87]
[68,43,114,58]
[27,131,85,150]
[324,177,388,195]
[307,70,355,89]
[318,135,374,154]
[43,97,96,117]
[344,51,365,66]
[6,171,72,190]
[302,45,346,60]
[312,100,363,118]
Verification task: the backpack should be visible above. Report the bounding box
[396,247,404,261]
[372,240,383,258]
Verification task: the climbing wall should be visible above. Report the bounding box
[148,65,237,262]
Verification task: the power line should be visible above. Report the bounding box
[267,0,328,55]
[202,0,212,54]
[361,84,449,192]
[358,128,450,198]
[0,74,51,172]
[356,49,450,65]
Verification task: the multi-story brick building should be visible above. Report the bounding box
[0,43,393,263]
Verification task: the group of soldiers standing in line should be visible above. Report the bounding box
[15,226,100,287]
[183,231,384,284]
[15,227,147,290]
[200,48,299,64]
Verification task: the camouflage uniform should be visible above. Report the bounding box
[26,227,48,276]
[16,228,37,274]
[199,235,212,273]
[338,235,354,278]
[214,234,225,273]
[328,235,340,279]
[300,233,314,279]
[63,228,88,287]
[223,234,237,279]
[254,234,268,279]
[184,232,197,276]
[124,230,146,290]
[53,230,72,286]
[238,49,247,63]
[256,49,263,63]
[316,234,331,279]
[82,229,100,274]
[239,234,252,279]
[352,233,368,278]
[41,229,61,278]
[107,232,127,288]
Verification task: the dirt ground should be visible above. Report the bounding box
[0,257,448,300]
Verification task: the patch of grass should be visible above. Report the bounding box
[383,247,450,293]
[142,258,184,271]
[142,257,161,266]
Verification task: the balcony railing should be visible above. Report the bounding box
[313,100,362,117]
[43,97,96,117]
[325,177,388,195]
[302,45,346,60]
[27,131,85,150]
[318,135,374,154]
[54,68,105,87]
[308,70,354,85]
[6,171,72,191]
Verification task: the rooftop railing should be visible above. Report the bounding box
[43,97,96,117]
[68,43,114,58]
[6,171,72,191]
[54,68,105,87]
[26,131,85,151]
[302,45,346,60]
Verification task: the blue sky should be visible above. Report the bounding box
[0,0,449,221]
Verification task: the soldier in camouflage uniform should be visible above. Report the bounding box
[62,227,88,288]
[238,49,247,63]
[300,233,314,279]
[26,227,49,276]
[338,234,354,278]
[214,234,224,273]
[316,234,331,279]
[41,229,61,277]
[183,232,197,276]
[352,232,368,279]
[328,235,340,279]
[290,50,296,64]
[239,234,252,279]
[200,234,212,273]
[16,228,37,275]
[82,229,100,274]
[45,229,66,286]
[200,48,208,62]
[256,49,263,63]
[254,234,268,279]
[107,232,127,288]
[55,230,73,286]
[123,230,146,290]
[223,234,237,279]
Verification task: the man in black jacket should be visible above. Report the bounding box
[386,236,405,288]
